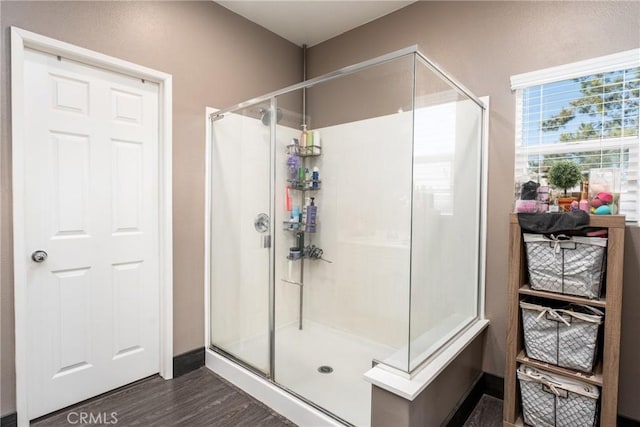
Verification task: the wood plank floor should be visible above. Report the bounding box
[462,394,503,427]
[32,368,297,427]
[30,367,505,427]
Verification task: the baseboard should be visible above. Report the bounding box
[481,372,504,399]
[0,412,17,427]
[619,415,640,427]
[441,373,485,427]
[173,347,205,377]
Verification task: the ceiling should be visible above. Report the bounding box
[216,1,416,47]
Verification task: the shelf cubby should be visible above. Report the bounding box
[286,144,322,157]
[518,284,607,308]
[286,179,321,191]
[515,349,603,386]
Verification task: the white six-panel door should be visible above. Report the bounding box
[22,48,160,419]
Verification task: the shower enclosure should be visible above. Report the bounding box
[207,47,486,426]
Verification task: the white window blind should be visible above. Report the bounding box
[512,51,640,221]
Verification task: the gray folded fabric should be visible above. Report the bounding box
[517,211,590,234]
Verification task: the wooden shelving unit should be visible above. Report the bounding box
[503,213,625,427]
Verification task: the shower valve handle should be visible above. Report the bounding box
[254,213,270,233]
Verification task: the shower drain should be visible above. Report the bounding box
[317,365,333,374]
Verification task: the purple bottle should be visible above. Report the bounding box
[287,155,300,181]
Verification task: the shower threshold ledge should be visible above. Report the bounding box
[364,318,489,401]
[205,348,344,427]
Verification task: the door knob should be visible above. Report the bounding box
[31,250,48,263]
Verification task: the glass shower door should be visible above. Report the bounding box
[210,102,273,375]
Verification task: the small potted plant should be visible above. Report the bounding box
[547,160,583,212]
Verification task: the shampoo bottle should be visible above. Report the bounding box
[301,197,310,225]
[306,129,314,155]
[285,186,292,212]
[298,166,305,186]
[291,206,300,223]
[306,198,317,233]
[287,154,298,181]
[300,124,308,154]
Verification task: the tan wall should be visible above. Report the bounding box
[308,0,640,421]
[0,1,301,415]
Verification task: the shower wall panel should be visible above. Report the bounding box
[303,113,413,361]
[275,120,306,330]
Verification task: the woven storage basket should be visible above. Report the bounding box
[523,233,607,299]
[521,301,602,373]
[518,365,599,427]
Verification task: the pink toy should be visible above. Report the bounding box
[597,192,613,204]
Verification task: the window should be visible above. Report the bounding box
[512,50,640,221]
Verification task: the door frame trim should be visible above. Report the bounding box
[11,27,173,425]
